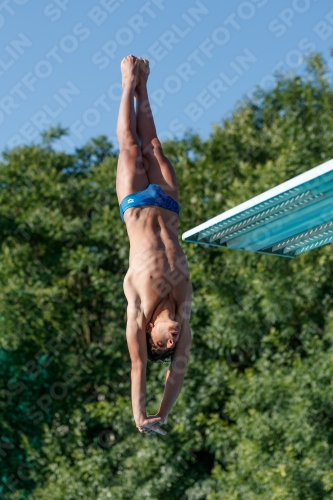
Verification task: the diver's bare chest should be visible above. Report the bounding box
[127,260,189,292]
[125,250,190,307]
[124,223,190,309]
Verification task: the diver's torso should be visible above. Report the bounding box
[123,206,191,322]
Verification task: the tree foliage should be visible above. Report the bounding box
[1,54,333,499]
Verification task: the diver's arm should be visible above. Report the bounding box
[158,321,192,421]
[130,361,147,426]
[126,306,148,425]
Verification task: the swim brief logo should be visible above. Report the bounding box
[127,198,134,203]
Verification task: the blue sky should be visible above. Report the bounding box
[1,0,333,154]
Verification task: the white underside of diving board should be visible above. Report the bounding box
[182,159,333,258]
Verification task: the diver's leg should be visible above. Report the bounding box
[135,57,178,202]
[116,55,149,204]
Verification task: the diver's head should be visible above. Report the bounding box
[146,319,180,363]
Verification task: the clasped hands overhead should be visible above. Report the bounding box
[136,414,167,436]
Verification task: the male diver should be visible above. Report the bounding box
[116,55,192,435]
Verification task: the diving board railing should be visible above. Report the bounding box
[182,159,333,258]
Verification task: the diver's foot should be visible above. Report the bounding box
[136,57,150,92]
[121,55,138,89]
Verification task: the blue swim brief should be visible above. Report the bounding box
[119,183,180,223]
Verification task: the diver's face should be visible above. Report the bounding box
[150,320,180,349]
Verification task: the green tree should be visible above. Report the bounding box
[1,53,333,499]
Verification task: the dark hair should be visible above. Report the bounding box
[146,331,176,364]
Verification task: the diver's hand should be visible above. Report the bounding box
[136,415,167,435]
